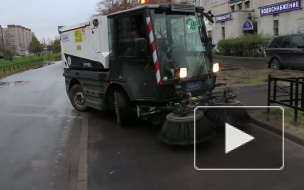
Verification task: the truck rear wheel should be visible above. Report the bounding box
[114,88,132,126]
[70,84,89,112]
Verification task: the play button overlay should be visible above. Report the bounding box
[194,106,284,170]
[225,123,254,154]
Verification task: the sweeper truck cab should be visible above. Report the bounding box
[60,4,220,125]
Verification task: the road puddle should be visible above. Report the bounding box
[0,81,29,86]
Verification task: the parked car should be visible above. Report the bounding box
[265,34,304,70]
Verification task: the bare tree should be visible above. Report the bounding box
[97,0,171,15]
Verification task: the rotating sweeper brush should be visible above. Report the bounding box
[158,94,216,145]
[205,85,251,129]
[205,107,251,129]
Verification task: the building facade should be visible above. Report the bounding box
[2,25,34,54]
[194,0,304,44]
[0,25,4,57]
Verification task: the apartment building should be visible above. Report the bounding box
[194,0,304,44]
[2,25,35,54]
[0,26,3,57]
[0,25,3,49]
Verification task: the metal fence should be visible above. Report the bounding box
[267,74,304,122]
[54,55,61,61]
[0,56,62,74]
[0,58,44,74]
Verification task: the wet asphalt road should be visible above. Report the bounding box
[87,65,303,189]
[0,62,82,189]
[88,109,304,190]
[1,59,302,190]
[88,85,304,189]
[234,84,268,106]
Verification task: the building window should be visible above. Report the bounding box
[245,1,250,9]
[222,27,225,40]
[274,20,279,36]
[206,0,211,4]
[208,31,212,37]
[238,3,242,10]
[231,5,235,12]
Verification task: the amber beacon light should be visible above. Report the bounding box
[141,0,149,4]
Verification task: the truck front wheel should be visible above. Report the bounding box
[114,88,132,126]
[70,84,89,112]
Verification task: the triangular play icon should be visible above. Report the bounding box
[225,123,255,154]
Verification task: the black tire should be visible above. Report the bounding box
[269,58,282,70]
[69,84,89,112]
[114,88,133,126]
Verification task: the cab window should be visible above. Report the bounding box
[117,14,147,57]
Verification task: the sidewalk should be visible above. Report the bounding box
[236,84,304,146]
[249,109,304,146]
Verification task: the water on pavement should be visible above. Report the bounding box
[0,62,82,190]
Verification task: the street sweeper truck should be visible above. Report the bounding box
[60,3,250,145]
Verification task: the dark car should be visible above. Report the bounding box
[265,34,304,70]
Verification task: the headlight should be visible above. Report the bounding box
[212,63,220,73]
[179,68,188,78]
[175,68,188,78]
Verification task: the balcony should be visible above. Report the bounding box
[230,0,242,4]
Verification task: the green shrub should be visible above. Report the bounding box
[3,49,14,61]
[217,34,271,57]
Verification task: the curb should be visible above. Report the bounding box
[221,63,242,71]
[77,114,88,190]
[213,55,266,61]
[214,83,268,90]
[233,83,268,88]
[251,117,304,146]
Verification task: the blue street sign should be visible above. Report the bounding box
[215,13,232,22]
[260,0,302,16]
[243,21,254,31]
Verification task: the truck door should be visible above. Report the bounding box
[109,13,157,98]
[91,18,101,53]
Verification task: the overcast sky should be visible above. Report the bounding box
[1,0,99,43]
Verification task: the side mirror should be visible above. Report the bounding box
[135,38,147,57]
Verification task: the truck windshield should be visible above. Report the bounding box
[150,10,211,81]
